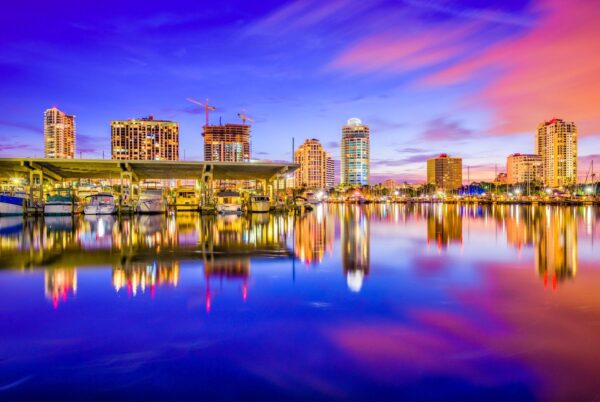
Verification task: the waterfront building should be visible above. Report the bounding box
[111,116,179,160]
[383,179,396,191]
[44,107,75,159]
[535,118,578,187]
[341,118,369,186]
[203,123,250,162]
[506,153,542,185]
[426,154,463,191]
[495,172,508,184]
[294,139,333,189]
[327,156,335,188]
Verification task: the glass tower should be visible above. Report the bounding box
[341,118,370,186]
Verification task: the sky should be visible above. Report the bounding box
[0,0,599,183]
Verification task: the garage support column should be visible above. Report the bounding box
[120,171,134,206]
[29,169,43,205]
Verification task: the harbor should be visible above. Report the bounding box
[0,158,299,216]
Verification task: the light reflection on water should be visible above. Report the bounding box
[0,204,599,400]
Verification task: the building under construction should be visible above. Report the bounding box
[203,124,250,162]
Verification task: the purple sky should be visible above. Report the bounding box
[1,0,599,183]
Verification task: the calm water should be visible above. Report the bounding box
[0,204,599,401]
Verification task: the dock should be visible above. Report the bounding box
[0,158,299,215]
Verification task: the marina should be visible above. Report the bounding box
[0,158,299,216]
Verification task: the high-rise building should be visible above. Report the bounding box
[427,154,462,191]
[203,124,250,162]
[111,116,179,160]
[326,156,335,189]
[535,118,577,187]
[44,107,75,159]
[341,118,369,186]
[294,139,333,189]
[506,153,542,185]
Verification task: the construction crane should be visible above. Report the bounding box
[237,112,255,125]
[186,98,217,127]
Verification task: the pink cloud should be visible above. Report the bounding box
[327,23,480,75]
[326,0,600,136]
[424,0,600,135]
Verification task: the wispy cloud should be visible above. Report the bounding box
[326,22,482,76]
[249,0,373,34]
[421,117,473,141]
[0,119,41,134]
[421,0,600,135]
[402,0,536,27]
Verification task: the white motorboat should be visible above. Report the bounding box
[44,190,80,215]
[216,190,242,215]
[137,188,167,214]
[248,195,270,213]
[0,191,29,216]
[84,193,117,215]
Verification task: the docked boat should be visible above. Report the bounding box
[84,193,117,215]
[137,188,167,214]
[305,191,322,205]
[174,188,200,212]
[294,196,314,211]
[0,191,29,216]
[248,194,270,213]
[216,190,242,214]
[44,190,80,215]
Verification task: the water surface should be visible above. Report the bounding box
[0,204,599,400]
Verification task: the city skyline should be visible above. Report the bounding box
[1,0,599,183]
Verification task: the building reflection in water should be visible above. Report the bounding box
[294,206,334,265]
[0,204,594,305]
[199,213,290,312]
[426,204,463,252]
[501,205,578,289]
[535,207,577,290]
[113,261,180,297]
[340,205,370,292]
[44,268,77,309]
